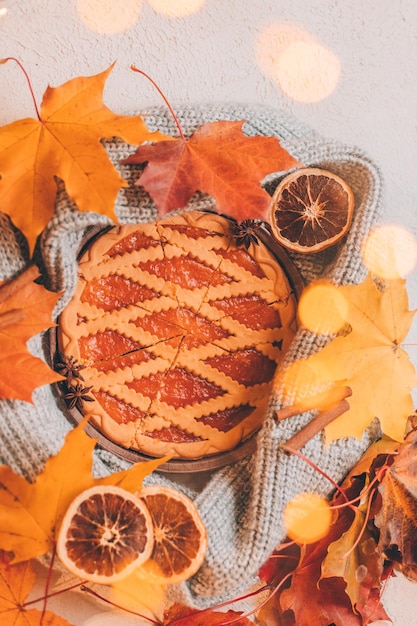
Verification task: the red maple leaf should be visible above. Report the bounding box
[125,119,300,221]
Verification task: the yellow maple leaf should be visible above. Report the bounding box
[0,416,168,563]
[0,62,168,253]
[111,567,166,623]
[285,274,417,443]
[0,554,74,626]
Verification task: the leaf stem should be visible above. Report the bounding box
[81,585,160,624]
[282,445,355,509]
[329,462,391,511]
[130,65,186,141]
[166,579,276,625]
[340,487,375,559]
[0,57,41,121]
[213,572,294,626]
[40,548,56,625]
[23,579,87,608]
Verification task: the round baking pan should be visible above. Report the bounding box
[49,214,304,473]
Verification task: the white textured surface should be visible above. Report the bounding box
[0,1,416,624]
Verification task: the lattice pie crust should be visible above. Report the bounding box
[58,211,298,459]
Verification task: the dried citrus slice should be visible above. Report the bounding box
[269,167,354,253]
[137,485,207,584]
[57,485,154,584]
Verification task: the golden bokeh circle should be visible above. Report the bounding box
[147,0,205,17]
[362,223,417,279]
[256,22,340,102]
[77,0,142,34]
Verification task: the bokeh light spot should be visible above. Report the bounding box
[256,22,309,78]
[362,223,417,280]
[147,0,205,17]
[284,492,332,544]
[298,281,348,335]
[256,22,340,102]
[77,0,142,34]
[275,358,336,410]
[276,41,340,102]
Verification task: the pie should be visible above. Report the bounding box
[57,210,299,460]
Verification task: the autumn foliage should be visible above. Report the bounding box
[258,438,402,625]
[276,274,417,446]
[0,62,416,625]
[125,119,300,221]
[0,554,74,626]
[0,61,169,253]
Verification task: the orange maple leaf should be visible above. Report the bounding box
[0,61,168,253]
[0,265,63,402]
[125,119,301,220]
[0,416,168,563]
[0,554,74,626]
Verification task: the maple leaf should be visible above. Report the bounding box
[0,416,168,563]
[320,439,395,624]
[257,543,301,626]
[0,265,63,402]
[124,120,300,221]
[258,445,395,626]
[274,483,363,625]
[0,554,74,626]
[286,275,417,443]
[0,62,168,253]
[322,507,383,611]
[376,422,417,582]
[311,438,395,623]
[280,558,363,625]
[111,566,166,624]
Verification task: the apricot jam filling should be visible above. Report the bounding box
[58,211,298,459]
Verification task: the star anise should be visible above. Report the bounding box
[55,353,85,382]
[229,218,265,249]
[63,382,94,412]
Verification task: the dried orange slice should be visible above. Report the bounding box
[269,167,354,253]
[57,485,154,584]
[137,485,207,584]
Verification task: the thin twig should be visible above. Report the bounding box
[280,445,356,509]
[81,585,160,624]
[213,573,294,625]
[23,579,87,608]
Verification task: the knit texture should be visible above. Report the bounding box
[0,104,383,607]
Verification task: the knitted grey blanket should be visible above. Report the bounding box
[0,104,383,609]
